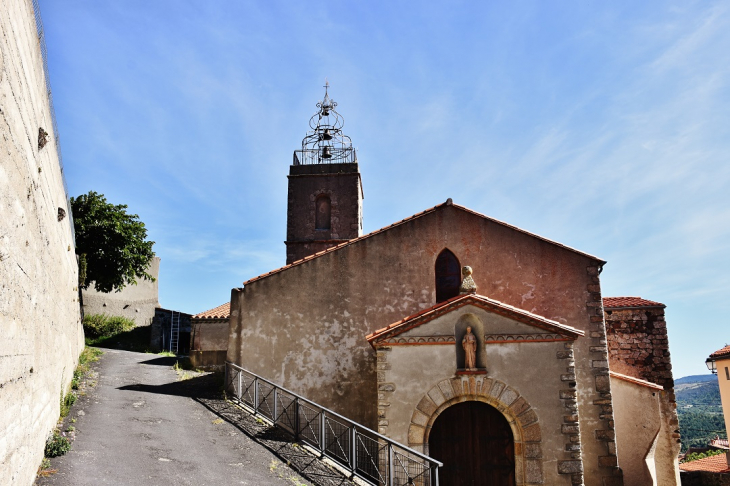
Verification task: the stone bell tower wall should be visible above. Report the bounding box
[0,1,85,483]
[285,162,363,264]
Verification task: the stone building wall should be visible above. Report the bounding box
[81,256,160,327]
[0,1,85,483]
[604,302,681,486]
[285,162,363,264]
[229,202,620,486]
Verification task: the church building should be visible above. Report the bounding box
[226,88,681,486]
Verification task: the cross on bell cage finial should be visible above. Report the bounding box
[293,82,357,165]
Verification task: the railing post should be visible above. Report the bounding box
[293,397,300,441]
[433,462,439,486]
[237,369,242,401]
[320,409,326,455]
[388,443,394,486]
[254,376,259,414]
[273,387,278,424]
[350,426,357,476]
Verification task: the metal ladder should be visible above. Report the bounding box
[169,311,180,354]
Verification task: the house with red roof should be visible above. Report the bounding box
[224,89,682,486]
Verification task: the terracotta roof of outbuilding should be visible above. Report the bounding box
[243,200,605,286]
[365,293,584,347]
[602,297,665,309]
[710,345,730,360]
[609,371,663,391]
[679,453,730,473]
[193,302,230,319]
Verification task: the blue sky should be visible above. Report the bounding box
[40,1,729,377]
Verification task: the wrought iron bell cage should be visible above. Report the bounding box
[294,84,357,165]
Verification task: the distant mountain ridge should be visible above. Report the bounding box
[674,373,725,451]
[676,374,717,385]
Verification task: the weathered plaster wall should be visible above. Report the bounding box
[190,318,229,369]
[605,306,680,486]
[611,376,663,486]
[375,305,580,485]
[285,162,362,264]
[229,203,619,485]
[0,1,84,483]
[80,256,160,327]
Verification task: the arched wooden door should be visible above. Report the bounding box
[429,401,515,486]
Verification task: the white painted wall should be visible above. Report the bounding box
[0,0,84,483]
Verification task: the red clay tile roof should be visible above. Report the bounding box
[679,453,730,473]
[366,293,584,346]
[711,345,730,360]
[242,200,604,286]
[602,297,665,309]
[609,371,663,391]
[193,302,230,319]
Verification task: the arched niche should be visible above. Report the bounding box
[455,313,486,370]
[435,249,460,303]
[315,195,331,230]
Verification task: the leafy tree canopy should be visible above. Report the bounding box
[71,191,155,293]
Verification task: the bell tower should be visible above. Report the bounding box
[285,84,364,265]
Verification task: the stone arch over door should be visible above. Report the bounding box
[408,377,544,485]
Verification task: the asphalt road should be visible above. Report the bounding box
[34,349,330,486]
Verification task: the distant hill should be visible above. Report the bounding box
[675,374,717,385]
[674,374,726,452]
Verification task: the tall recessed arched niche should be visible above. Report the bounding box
[435,249,460,303]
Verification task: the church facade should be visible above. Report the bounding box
[226,89,680,486]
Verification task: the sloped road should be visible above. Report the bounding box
[35,349,348,486]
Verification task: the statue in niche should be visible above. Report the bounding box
[462,326,477,371]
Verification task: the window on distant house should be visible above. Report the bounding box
[725,366,729,381]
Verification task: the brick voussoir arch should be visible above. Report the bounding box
[408,376,544,486]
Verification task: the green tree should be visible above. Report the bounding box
[71,191,155,293]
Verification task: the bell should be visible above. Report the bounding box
[321,146,332,159]
[322,129,332,141]
[322,108,330,116]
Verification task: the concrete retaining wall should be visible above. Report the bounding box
[0,0,85,483]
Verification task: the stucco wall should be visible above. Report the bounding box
[717,357,730,439]
[81,256,160,327]
[611,376,663,486]
[190,318,229,368]
[0,1,85,483]
[229,203,620,485]
[375,305,580,485]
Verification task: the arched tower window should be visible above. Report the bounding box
[315,195,331,230]
[435,249,461,303]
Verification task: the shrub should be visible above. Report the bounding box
[83,314,135,339]
[44,431,71,458]
[60,391,77,418]
[683,449,726,463]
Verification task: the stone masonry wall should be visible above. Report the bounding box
[285,162,362,264]
[604,305,681,485]
[0,1,85,483]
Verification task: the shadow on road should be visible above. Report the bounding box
[138,356,179,366]
[117,373,354,486]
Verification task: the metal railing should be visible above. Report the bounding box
[294,147,357,165]
[225,362,441,486]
